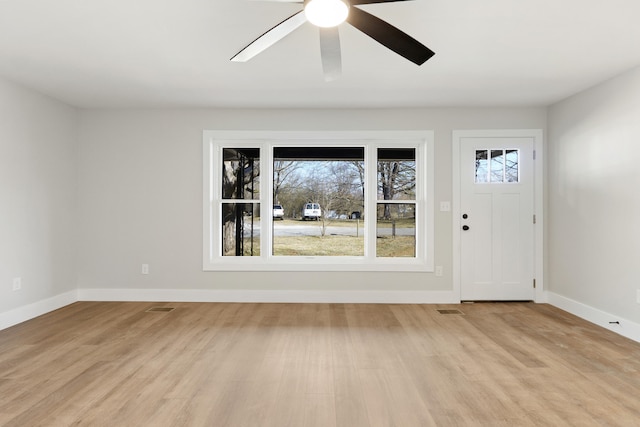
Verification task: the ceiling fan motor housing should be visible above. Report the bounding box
[304,0,350,28]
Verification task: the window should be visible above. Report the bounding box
[475,149,519,183]
[377,148,416,258]
[272,146,365,257]
[203,131,434,271]
[221,148,260,256]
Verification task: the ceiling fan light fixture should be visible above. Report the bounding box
[304,0,349,28]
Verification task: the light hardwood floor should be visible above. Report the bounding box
[1,302,639,426]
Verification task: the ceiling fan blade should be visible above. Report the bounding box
[319,27,342,81]
[351,0,413,4]
[347,6,434,65]
[231,11,307,62]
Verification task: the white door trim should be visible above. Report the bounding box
[452,129,544,302]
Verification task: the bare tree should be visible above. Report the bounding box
[222,159,239,255]
[350,161,365,209]
[300,161,364,236]
[221,150,259,255]
[273,160,300,205]
[378,159,415,219]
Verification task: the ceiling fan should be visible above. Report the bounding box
[230,0,435,81]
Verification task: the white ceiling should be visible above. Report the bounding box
[1,0,639,109]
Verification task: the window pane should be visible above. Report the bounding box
[272,147,365,257]
[505,149,519,182]
[222,202,260,256]
[378,148,416,200]
[490,149,504,183]
[376,203,416,258]
[475,150,488,183]
[222,148,260,199]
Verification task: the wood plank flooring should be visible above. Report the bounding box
[1,302,639,426]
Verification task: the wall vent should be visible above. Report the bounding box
[437,309,464,315]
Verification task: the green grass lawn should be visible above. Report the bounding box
[273,235,364,256]
[272,235,415,257]
[226,223,416,257]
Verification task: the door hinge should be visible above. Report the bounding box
[533,150,536,160]
[533,214,536,224]
[533,279,536,289]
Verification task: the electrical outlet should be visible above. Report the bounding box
[12,277,22,291]
[435,266,443,277]
[142,264,149,275]
[439,201,451,212]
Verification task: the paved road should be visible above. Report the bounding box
[244,222,414,237]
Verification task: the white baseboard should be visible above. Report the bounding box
[77,288,459,304]
[547,291,640,344]
[0,290,78,331]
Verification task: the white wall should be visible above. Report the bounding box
[5,59,640,329]
[0,77,78,316]
[548,65,640,324]
[76,107,546,300]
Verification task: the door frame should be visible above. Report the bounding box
[452,129,544,302]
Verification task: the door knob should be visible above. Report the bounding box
[462,225,470,231]
[462,214,468,219]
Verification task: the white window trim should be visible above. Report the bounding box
[203,130,434,272]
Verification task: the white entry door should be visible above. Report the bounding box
[459,136,535,301]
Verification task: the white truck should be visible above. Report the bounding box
[273,204,284,220]
[301,203,321,220]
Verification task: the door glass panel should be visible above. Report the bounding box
[475,150,488,183]
[221,202,260,256]
[476,149,519,183]
[376,203,416,257]
[490,150,504,183]
[505,149,519,182]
